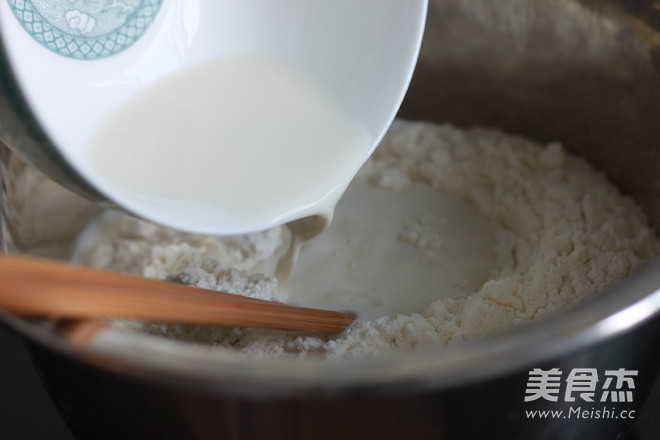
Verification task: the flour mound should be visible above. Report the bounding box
[79,120,659,359]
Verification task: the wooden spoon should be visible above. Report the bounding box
[0,253,355,333]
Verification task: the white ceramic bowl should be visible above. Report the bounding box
[0,0,427,233]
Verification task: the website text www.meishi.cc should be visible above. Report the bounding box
[525,406,636,420]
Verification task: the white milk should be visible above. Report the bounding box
[85,57,372,236]
[282,174,495,320]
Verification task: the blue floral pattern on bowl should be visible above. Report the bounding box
[7,0,163,60]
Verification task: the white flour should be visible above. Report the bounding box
[75,120,660,359]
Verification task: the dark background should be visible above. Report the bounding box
[0,323,658,440]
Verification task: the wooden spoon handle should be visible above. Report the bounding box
[0,253,355,333]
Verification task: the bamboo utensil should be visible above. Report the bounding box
[0,253,355,334]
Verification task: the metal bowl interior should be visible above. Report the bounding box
[1,0,660,397]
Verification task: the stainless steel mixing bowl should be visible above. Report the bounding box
[1,0,660,439]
